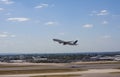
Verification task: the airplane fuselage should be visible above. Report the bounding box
[53,39,78,45]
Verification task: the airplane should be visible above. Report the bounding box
[53,39,78,45]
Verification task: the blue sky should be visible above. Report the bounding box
[0,0,120,53]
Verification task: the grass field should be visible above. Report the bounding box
[117,67,120,69]
[30,74,81,77]
[0,64,53,68]
[110,72,120,74]
[0,68,86,75]
[74,61,120,65]
[0,65,35,68]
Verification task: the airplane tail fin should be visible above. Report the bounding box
[73,40,78,44]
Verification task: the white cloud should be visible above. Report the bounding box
[97,10,109,16]
[0,32,16,38]
[90,10,109,16]
[102,35,111,39]
[0,0,14,4]
[89,11,97,16]
[45,21,57,26]
[10,35,16,37]
[0,34,8,38]
[83,24,93,28]
[0,8,4,11]
[7,17,30,22]
[102,21,108,25]
[35,3,48,9]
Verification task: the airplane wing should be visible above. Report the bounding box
[67,41,73,43]
[53,39,65,43]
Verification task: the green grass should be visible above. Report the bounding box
[30,74,81,77]
[0,68,87,75]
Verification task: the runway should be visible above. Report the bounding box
[0,69,120,77]
[0,62,120,77]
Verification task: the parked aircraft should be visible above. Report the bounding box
[53,39,78,45]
